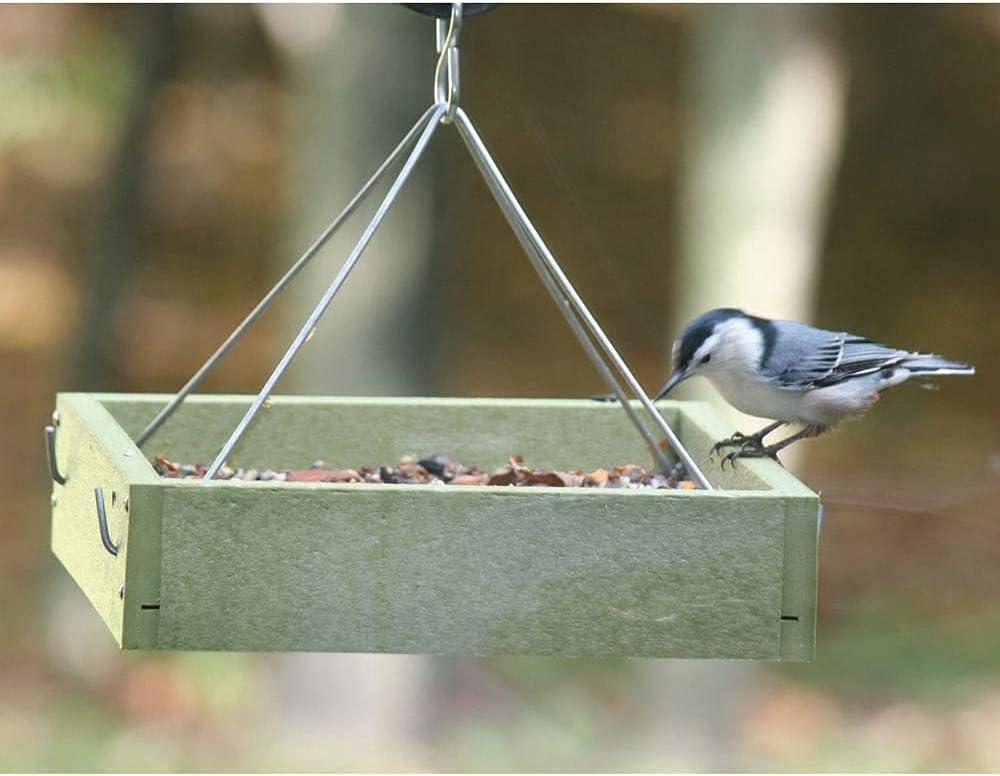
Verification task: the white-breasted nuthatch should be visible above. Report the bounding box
[655,308,975,463]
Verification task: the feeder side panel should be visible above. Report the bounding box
[778,494,820,661]
[678,400,820,661]
[50,394,140,645]
[152,484,785,658]
[121,482,164,649]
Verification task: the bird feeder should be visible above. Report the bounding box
[46,4,820,660]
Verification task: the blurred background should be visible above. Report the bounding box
[2,3,999,771]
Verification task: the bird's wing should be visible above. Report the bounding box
[770,331,908,388]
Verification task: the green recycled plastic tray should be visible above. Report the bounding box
[48,393,820,660]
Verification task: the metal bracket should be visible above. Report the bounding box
[95,486,119,556]
[45,417,67,486]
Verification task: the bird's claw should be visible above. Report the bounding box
[709,432,765,460]
[718,446,782,470]
[720,450,741,469]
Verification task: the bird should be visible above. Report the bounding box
[654,308,975,465]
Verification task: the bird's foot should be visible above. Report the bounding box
[709,432,765,459]
[720,445,782,470]
[710,421,786,462]
[717,424,824,469]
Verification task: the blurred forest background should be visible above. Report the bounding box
[3,4,1000,771]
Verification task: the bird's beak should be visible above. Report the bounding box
[654,369,687,401]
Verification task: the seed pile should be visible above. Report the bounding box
[153,453,696,490]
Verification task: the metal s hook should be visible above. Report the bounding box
[433,2,462,122]
[95,486,119,556]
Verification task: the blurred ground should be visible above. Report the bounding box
[1,5,999,772]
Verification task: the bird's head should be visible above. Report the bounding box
[654,308,750,400]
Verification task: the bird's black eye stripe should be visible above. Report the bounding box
[700,354,711,365]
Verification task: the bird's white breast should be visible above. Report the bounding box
[702,318,879,426]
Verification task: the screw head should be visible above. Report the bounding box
[118,584,125,600]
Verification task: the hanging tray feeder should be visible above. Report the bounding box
[47,4,820,660]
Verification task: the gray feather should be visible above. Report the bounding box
[762,321,973,388]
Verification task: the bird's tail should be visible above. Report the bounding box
[903,354,975,376]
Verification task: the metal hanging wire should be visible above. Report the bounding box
[133,105,440,448]
[137,3,713,490]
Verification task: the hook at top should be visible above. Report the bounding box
[433,2,462,123]
[404,3,496,18]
